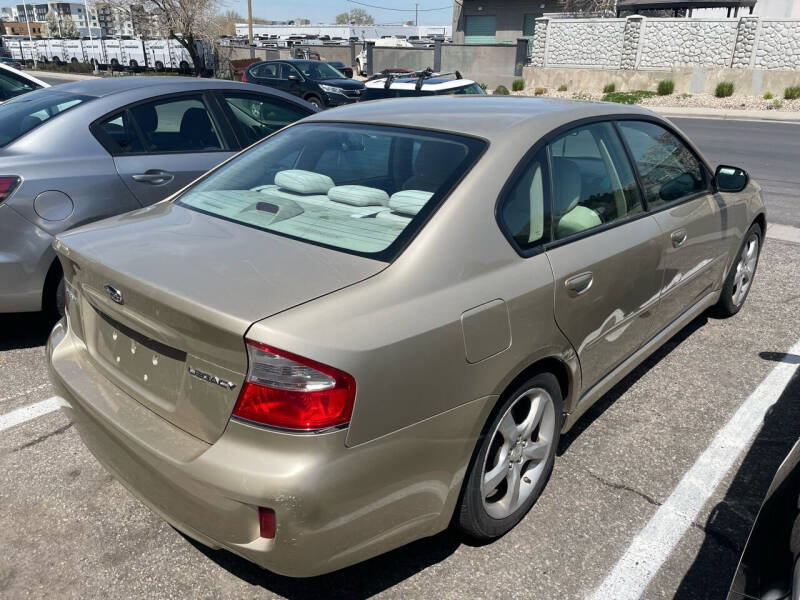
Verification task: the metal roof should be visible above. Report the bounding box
[617,0,756,8]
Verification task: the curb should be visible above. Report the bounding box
[650,106,800,123]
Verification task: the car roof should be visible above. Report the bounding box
[303,96,657,143]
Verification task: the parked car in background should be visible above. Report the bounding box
[727,439,800,600]
[326,60,353,79]
[356,36,414,76]
[48,97,764,577]
[243,59,365,109]
[0,77,314,315]
[0,56,24,70]
[361,69,485,101]
[0,63,49,101]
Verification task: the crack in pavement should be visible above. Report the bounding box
[584,468,741,554]
[10,423,73,453]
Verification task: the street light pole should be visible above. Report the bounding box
[21,0,36,68]
[247,0,253,44]
[415,3,418,26]
[83,0,99,73]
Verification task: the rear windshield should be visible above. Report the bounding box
[0,89,92,147]
[177,122,485,261]
[361,81,485,101]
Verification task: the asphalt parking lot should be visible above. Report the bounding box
[1,113,799,599]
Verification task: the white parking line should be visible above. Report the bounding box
[589,338,800,600]
[0,397,66,433]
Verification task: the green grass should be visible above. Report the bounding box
[512,78,524,92]
[657,79,674,96]
[715,81,734,98]
[602,90,656,104]
[602,82,616,93]
[784,86,800,100]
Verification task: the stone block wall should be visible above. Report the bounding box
[755,20,800,69]
[531,16,800,70]
[639,19,738,68]
[546,19,626,67]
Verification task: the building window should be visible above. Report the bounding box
[464,15,496,44]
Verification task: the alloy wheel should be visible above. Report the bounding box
[481,388,556,519]
[732,234,759,307]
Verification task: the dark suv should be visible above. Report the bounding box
[243,59,365,109]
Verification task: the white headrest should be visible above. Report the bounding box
[275,170,335,195]
[388,189,433,216]
[328,185,389,207]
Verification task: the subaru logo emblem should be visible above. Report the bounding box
[104,284,124,305]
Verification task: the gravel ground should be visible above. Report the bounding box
[512,88,800,111]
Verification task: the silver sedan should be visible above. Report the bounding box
[0,77,314,314]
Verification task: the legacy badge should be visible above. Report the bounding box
[188,366,236,390]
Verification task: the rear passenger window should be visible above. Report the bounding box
[97,112,145,153]
[549,122,643,240]
[129,95,223,153]
[499,149,548,250]
[617,121,707,208]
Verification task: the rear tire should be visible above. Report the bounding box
[712,222,762,318]
[457,372,562,540]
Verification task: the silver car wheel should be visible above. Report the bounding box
[481,388,556,519]
[732,234,759,307]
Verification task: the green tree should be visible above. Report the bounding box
[335,8,373,24]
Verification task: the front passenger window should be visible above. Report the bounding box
[617,121,707,209]
[549,122,643,240]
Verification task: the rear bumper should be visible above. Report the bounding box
[0,204,54,312]
[47,320,492,577]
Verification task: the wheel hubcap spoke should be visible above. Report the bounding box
[503,463,522,512]
[522,439,549,461]
[732,235,758,306]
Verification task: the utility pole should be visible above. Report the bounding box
[415,3,418,26]
[247,0,253,44]
[21,0,36,68]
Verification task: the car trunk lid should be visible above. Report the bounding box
[55,202,386,443]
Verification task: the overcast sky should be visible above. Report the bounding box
[230,1,454,26]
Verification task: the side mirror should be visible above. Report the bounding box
[715,165,748,193]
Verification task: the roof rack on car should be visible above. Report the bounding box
[376,67,463,89]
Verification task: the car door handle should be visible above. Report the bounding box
[131,170,174,185]
[671,229,688,248]
[565,272,593,297]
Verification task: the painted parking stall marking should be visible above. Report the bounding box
[0,396,66,433]
[589,338,800,600]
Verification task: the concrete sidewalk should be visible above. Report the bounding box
[27,70,100,81]
[651,105,800,123]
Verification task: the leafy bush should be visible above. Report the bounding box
[602,82,616,93]
[478,82,488,91]
[657,80,674,96]
[494,85,510,95]
[558,84,568,91]
[763,91,774,100]
[772,99,784,109]
[715,81,734,98]
[512,78,525,92]
[784,86,800,100]
[602,90,656,104]
[534,87,547,96]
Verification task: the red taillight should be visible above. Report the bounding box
[258,507,276,539]
[232,340,356,431]
[0,176,20,204]
[241,71,247,83]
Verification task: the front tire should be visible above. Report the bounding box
[306,95,323,109]
[457,372,562,540]
[713,222,762,318]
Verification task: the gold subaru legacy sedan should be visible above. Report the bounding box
[47,97,766,577]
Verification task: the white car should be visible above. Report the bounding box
[0,63,49,101]
[361,70,485,101]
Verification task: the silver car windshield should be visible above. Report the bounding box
[177,122,485,260]
[0,89,93,147]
